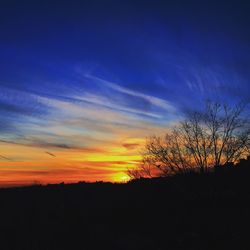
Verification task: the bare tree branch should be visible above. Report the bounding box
[130,100,250,179]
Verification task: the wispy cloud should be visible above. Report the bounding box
[84,75,176,112]
[72,93,163,118]
[0,74,177,185]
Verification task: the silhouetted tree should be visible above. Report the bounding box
[135,101,250,177]
[127,167,143,180]
[127,159,153,180]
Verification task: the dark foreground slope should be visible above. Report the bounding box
[1,164,250,250]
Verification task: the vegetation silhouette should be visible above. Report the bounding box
[128,100,250,179]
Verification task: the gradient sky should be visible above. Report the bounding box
[0,0,250,186]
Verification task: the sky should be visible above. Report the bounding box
[0,0,250,186]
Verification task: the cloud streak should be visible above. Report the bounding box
[0,71,179,185]
[85,75,176,112]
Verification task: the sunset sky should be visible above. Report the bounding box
[0,0,250,186]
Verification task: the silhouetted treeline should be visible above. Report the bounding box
[1,159,250,250]
[128,101,250,179]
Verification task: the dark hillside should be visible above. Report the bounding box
[1,161,250,250]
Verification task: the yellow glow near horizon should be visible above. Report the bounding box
[112,172,131,183]
[0,137,143,186]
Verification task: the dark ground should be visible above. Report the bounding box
[1,161,250,250]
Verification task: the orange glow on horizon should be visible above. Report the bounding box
[0,138,143,187]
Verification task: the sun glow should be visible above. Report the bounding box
[112,172,130,183]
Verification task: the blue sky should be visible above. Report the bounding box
[0,0,250,184]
